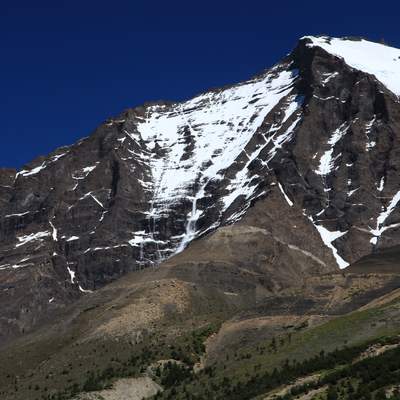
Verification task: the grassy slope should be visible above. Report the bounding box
[154,294,400,399]
[1,244,400,400]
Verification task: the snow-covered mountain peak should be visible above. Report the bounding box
[4,33,400,340]
[302,35,400,96]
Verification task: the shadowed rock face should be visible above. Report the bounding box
[347,245,400,274]
[1,36,400,343]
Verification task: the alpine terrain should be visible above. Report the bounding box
[1,36,400,400]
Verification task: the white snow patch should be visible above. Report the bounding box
[313,95,337,101]
[0,256,34,270]
[135,67,298,255]
[222,111,302,219]
[78,285,93,293]
[266,115,302,162]
[16,149,69,178]
[377,177,385,192]
[90,194,104,208]
[4,211,30,218]
[369,190,400,244]
[365,116,376,152]
[366,140,376,151]
[67,266,76,284]
[304,36,400,96]
[16,162,46,177]
[348,188,359,197]
[316,123,349,176]
[137,69,296,203]
[99,210,108,222]
[84,244,129,253]
[72,163,99,181]
[79,192,105,208]
[321,71,339,85]
[308,216,349,269]
[277,182,293,207]
[49,220,58,241]
[51,151,68,162]
[314,224,349,268]
[128,231,147,247]
[176,191,204,252]
[82,165,97,173]
[15,231,51,248]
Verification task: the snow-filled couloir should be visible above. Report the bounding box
[121,63,302,262]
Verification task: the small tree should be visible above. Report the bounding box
[327,386,338,400]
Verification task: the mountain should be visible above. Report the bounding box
[1,35,400,400]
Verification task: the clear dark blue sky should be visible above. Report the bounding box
[2,0,399,169]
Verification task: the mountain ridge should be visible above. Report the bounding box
[1,35,400,345]
[2,35,400,400]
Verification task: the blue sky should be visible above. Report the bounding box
[2,0,399,168]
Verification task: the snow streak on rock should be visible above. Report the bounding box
[7,34,400,296]
[16,150,69,178]
[15,231,51,248]
[278,182,293,207]
[316,123,349,176]
[134,66,298,256]
[308,216,349,269]
[370,191,400,245]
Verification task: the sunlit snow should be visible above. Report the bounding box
[370,190,400,245]
[304,36,400,96]
[133,66,299,254]
[316,123,349,176]
[15,231,51,248]
[278,182,293,207]
[308,217,349,269]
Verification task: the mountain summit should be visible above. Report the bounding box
[303,35,400,95]
[1,36,400,344]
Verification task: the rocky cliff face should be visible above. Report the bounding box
[1,35,400,342]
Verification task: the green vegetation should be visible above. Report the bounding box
[274,343,400,400]
[159,362,193,388]
[3,287,400,400]
[21,323,220,400]
[151,336,400,400]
